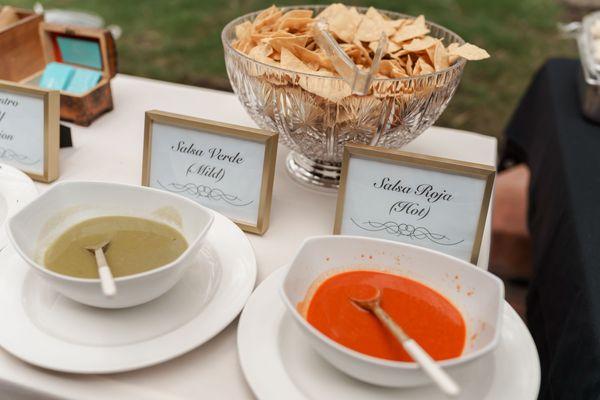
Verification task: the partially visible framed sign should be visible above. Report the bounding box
[0,80,59,182]
[334,144,495,264]
[142,110,278,235]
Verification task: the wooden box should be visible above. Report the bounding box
[21,23,118,126]
[0,8,45,82]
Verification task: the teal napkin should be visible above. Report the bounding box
[56,36,103,70]
[65,68,102,94]
[39,62,75,90]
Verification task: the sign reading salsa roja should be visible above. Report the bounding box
[142,110,278,235]
[334,144,495,264]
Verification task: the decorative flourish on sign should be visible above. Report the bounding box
[156,180,253,207]
[350,218,464,246]
[0,147,39,165]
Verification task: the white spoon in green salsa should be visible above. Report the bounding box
[85,241,117,297]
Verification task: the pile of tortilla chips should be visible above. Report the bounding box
[232,4,489,85]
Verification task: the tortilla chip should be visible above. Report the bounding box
[291,44,333,70]
[318,3,347,21]
[253,5,283,31]
[300,69,352,102]
[246,43,278,76]
[368,39,401,55]
[391,15,430,43]
[232,38,254,54]
[251,31,294,42]
[282,9,313,19]
[412,59,421,75]
[414,57,434,75]
[319,3,361,43]
[249,42,275,62]
[447,42,460,51]
[280,47,313,73]
[353,40,372,65]
[379,60,408,78]
[447,42,490,60]
[427,42,450,71]
[277,17,313,31]
[446,42,460,64]
[254,5,279,21]
[365,7,397,36]
[403,36,438,52]
[405,55,414,75]
[342,44,363,64]
[265,35,310,52]
[355,9,394,42]
[235,21,253,41]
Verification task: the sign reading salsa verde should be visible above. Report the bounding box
[142,110,278,235]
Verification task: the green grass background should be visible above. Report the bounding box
[9,0,577,139]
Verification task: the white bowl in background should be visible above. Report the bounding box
[281,235,504,388]
[7,181,214,309]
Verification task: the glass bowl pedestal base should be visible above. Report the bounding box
[285,151,342,191]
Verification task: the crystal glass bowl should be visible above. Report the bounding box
[222,6,466,189]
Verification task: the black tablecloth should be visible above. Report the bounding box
[504,58,600,400]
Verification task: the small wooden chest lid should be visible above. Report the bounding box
[39,23,118,78]
[0,8,45,81]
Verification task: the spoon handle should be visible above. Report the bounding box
[403,339,460,397]
[373,306,460,397]
[94,249,116,297]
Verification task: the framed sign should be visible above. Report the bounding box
[334,144,495,264]
[142,110,278,235]
[0,80,59,182]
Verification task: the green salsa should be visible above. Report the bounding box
[44,216,188,278]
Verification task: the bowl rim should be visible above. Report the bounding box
[221,5,468,83]
[280,235,504,370]
[6,180,215,284]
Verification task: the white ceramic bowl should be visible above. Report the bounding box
[6,181,214,309]
[281,236,504,388]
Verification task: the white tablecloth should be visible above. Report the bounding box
[0,75,497,400]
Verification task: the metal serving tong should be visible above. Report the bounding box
[312,19,387,95]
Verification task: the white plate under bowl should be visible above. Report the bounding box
[238,268,540,400]
[0,164,37,252]
[0,212,256,373]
